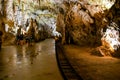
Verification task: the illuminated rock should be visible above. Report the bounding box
[99,22,120,56]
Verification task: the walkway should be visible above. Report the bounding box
[0,39,63,80]
[64,45,120,80]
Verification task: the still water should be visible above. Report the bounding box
[0,39,63,80]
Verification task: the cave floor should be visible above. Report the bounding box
[0,39,63,80]
[64,45,120,80]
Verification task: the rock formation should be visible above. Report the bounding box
[56,0,105,45]
[98,0,120,56]
[56,0,120,57]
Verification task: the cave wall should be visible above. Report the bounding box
[56,0,120,56]
[99,0,120,56]
[106,0,120,26]
[56,0,106,46]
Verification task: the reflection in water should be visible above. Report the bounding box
[16,44,40,65]
[25,45,38,64]
[0,42,41,79]
[0,39,63,80]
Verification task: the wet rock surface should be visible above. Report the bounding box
[0,39,63,80]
